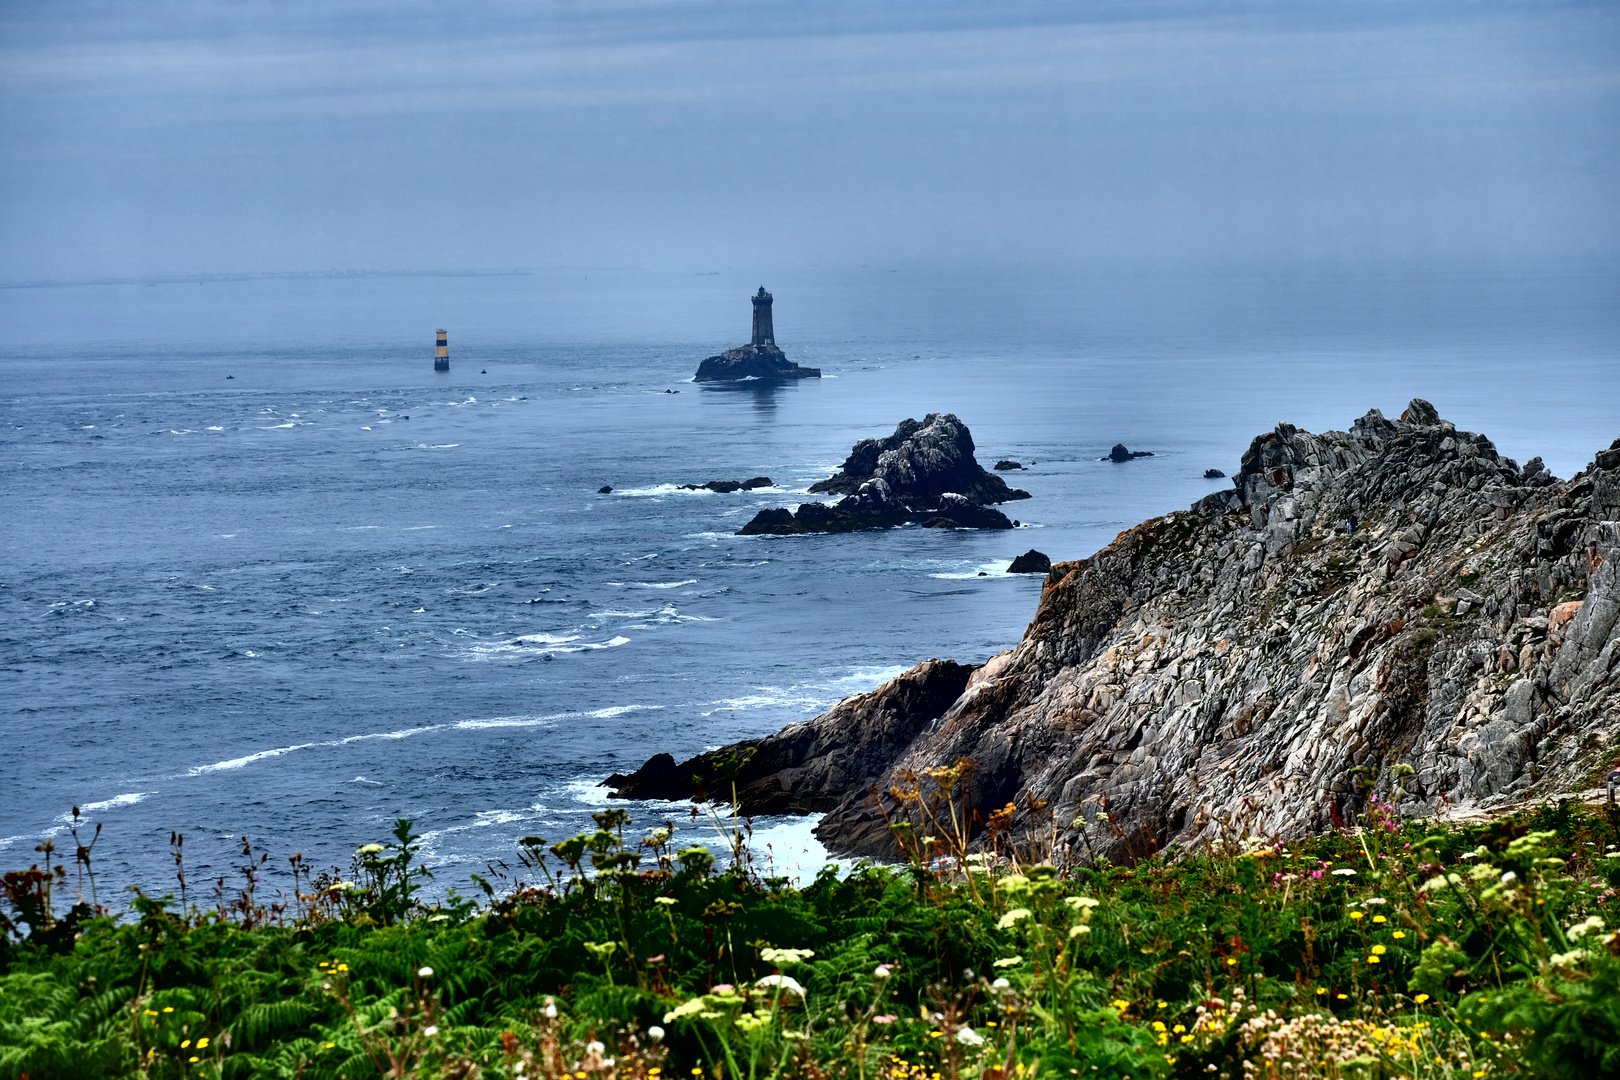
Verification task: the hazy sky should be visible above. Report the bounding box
[2,0,1617,284]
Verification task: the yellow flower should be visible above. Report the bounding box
[1368,954,1381,964]
[324,1042,336,1049]
[181,1040,191,1049]
[1173,1024,1186,1034]
[1393,931,1407,939]
[1157,1001,1167,1009]
[1180,1034,1194,1044]
[162,1007,174,1013]
[1316,988,1327,995]
[190,1057,199,1063]
[1372,915,1387,923]
[1350,911,1364,920]
[1371,944,1387,955]
[1152,1022,1166,1032]
[1337,993,1348,1000]
[1414,994,1431,1004]
[197,1037,209,1049]
[1112,999,1130,1010]
[336,963,349,972]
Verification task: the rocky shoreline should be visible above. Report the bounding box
[608,400,1620,863]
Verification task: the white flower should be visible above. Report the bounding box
[423,1025,439,1037]
[417,966,434,978]
[586,1041,605,1055]
[755,974,806,997]
[1567,916,1605,940]
[1331,868,1356,876]
[761,947,815,965]
[992,977,1011,989]
[997,907,1032,929]
[993,956,1022,968]
[647,1025,665,1043]
[873,964,892,978]
[655,896,678,906]
[1069,924,1091,938]
[1064,895,1101,910]
[542,1001,558,1020]
[357,843,385,855]
[955,1027,986,1046]
[664,998,708,1023]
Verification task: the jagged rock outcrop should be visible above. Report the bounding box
[694,344,820,382]
[1109,444,1154,462]
[679,477,773,493]
[602,659,974,813]
[1008,549,1052,574]
[737,414,1029,535]
[617,401,1620,864]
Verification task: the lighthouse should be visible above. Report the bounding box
[434,329,449,372]
[750,288,774,347]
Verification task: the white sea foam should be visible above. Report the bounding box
[190,742,317,774]
[71,792,151,816]
[700,693,824,716]
[930,560,1018,580]
[830,664,910,688]
[607,579,697,589]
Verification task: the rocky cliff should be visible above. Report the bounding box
[737,413,1030,535]
[610,400,1620,864]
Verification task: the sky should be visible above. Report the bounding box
[2,0,1618,287]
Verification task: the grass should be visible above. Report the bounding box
[3,792,1619,1080]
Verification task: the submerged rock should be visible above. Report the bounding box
[1007,549,1052,574]
[619,397,1620,864]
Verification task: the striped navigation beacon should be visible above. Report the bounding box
[434,329,449,373]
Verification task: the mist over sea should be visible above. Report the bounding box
[2,263,1617,896]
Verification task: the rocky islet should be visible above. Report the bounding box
[737,413,1030,535]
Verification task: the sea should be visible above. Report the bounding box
[3,262,1617,901]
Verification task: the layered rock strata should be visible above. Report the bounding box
[613,401,1620,864]
[737,414,1030,535]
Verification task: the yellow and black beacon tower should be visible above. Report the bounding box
[434,329,449,372]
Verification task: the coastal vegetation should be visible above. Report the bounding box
[3,785,1618,1079]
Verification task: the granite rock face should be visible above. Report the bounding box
[626,400,1620,863]
[603,659,974,813]
[737,414,1027,535]
[693,343,820,382]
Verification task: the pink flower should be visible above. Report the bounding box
[873,1015,897,1025]
[711,983,735,994]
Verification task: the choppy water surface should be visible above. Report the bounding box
[2,267,1617,895]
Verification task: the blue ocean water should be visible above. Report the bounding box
[2,264,1617,897]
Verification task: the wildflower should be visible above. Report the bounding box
[1115,1001,1134,1012]
[874,964,892,978]
[190,1057,199,1064]
[1566,916,1605,940]
[1172,1025,1187,1034]
[647,1025,665,1042]
[955,1027,985,1047]
[586,1041,605,1055]
[997,907,1032,929]
[1372,915,1386,923]
[1069,924,1091,937]
[1414,994,1430,1004]
[1316,989,1327,995]
[873,1015,897,1025]
[197,1038,209,1049]
[323,1042,335,1049]
[358,843,385,855]
[665,998,707,1023]
[1393,931,1407,939]
[756,974,807,997]
[336,963,349,972]
[162,1007,174,1013]
[1350,912,1364,920]
[1331,868,1356,876]
[1371,945,1387,955]
[424,1026,439,1037]
[1367,954,1381,964]
[182,1040,191,1049]
[1226,957,1238,966]
[418,966,434,978]
[992,978,1011,990]
[760,947,815,965]
[543,1001,558,1019]
[1064,896,1100,910]
[655,896,678,906]
[647,954,665,963]
[711,983,736,994]
[993,956,1022,968]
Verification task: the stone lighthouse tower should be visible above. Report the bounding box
[750,287,775,347]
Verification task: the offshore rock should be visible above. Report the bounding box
[679,477,773,493]
[693,343,820,382]
[1008,549,1052,574]
[1108,444,1154,462]
[603,659,974,813]
[995,460,1025,471]
[737,414,1026,535]
[634,398,1620,863]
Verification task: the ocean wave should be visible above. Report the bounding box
[607,580,697,589]
[829,664,910,688]
[930,560,1018,580]
[700,693,825,716]
[70,792,151,816]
